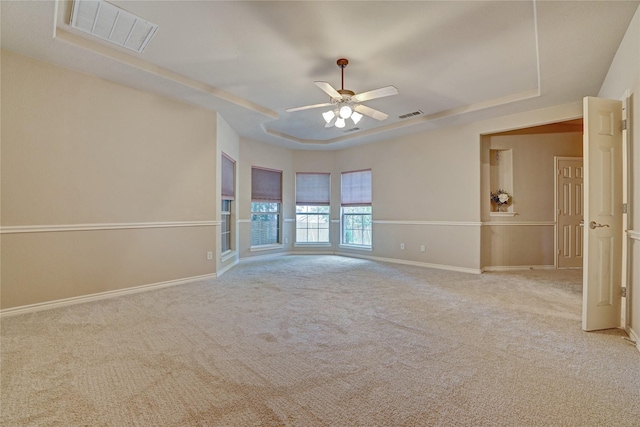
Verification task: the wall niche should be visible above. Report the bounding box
[489,149,514,215]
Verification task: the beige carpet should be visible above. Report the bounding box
[2,255,639,426]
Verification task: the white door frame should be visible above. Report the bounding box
[621,91,631,333]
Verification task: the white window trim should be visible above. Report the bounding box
[339,244,373,252]
[250,243,284,252]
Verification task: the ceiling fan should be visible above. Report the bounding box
[286,58,399,128]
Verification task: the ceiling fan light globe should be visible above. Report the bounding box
[322,110,335,123]
[335,117,346,128]
[351,111,363,125]
[339,105,353,119]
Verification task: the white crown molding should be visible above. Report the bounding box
[263,89,541,146]
[0,221,220,234]
[54,29,278,119]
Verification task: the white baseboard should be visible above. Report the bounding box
[482,265,556,272]
[629,327,640,353]
[335,252,482,274]
[237,250,482,274]
[217,258,239,277]
[0,273,217,318]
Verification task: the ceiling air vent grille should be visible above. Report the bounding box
[398,110,423,119]
[71,0,158,53]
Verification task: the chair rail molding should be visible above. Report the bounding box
[627,229,640,240]
[0,221,220,234]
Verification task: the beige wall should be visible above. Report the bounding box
[3,4,637,341]
[481,131,583,268]
[287,104,583,272]
[1,50,219,309]
[0,48,587,311]
[598,5,639,345]
[329,126,482,271]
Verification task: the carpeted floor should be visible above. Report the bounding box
[1,255,639,426]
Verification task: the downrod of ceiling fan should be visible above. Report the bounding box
[337,58,349,91]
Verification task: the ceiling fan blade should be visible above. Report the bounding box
[355,104,389,121]
[314,81,341,99]
[286,102,333,113]
[352,86,398,103]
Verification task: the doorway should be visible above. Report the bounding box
[481,120,583,271]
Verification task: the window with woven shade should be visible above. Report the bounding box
[251,167,282,246]
[295,173,330,244]
[341,169,372,248]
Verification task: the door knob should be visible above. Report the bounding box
[589,221,610,229]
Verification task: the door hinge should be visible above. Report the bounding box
[623,203,628,214]
[621,287,627,298]
[622,119,627,131]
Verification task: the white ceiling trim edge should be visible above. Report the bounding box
[53,25,278,119]
[49,0,542,147]
[265,1,542,146]
[263,88,541,145]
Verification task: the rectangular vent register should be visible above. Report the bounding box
[71,0,158,53]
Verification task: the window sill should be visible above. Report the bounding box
[250,244,284,252]
[489,212,517,217]
[294,242,332,248]
[339,244,373,252]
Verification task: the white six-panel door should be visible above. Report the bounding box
[557,158,584,269]
[582,96,623,331]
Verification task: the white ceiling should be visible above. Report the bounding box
[2,0,638,150]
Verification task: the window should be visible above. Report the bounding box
[251,202,280,245]
[341,169,372,248]
[221,200,232,253]
[221,153,235,253]
[296,205,330,243]
[251,167,282,246]
[296,173,330,244]
[342,206,372,246]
